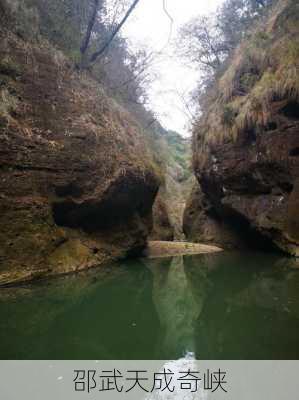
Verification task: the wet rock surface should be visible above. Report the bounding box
[144,241,222,258]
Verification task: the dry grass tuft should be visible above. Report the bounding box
[195,0,299,160]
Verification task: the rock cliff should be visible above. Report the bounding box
[184,0,299,255]
[149,125,192,241]
[0,1,160,285]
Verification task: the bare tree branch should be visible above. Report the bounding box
[89,0,142,64]
[80,0,100,55]
[108,51,155,91]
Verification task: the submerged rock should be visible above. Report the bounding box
[144,241,222,258]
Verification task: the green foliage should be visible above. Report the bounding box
[177,0,277,89]
[221,105,236,126]
[0,57,21,79]
[253,31,270,43]
[285,40,299,64]
[17,0,155,134]
[25,0,91,57]
[4,0,190,186]
[143,120,191,184]
[1,0,40,39]
[217,0,275,49]
[239,72,259,92]
[191,0,299,160]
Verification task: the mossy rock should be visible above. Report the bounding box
[0,58,21,79]
[47,239,95,274]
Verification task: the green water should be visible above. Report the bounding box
[0,252,299,359]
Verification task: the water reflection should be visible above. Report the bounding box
[0,252,299,359]
[145,256,203,359]
[0,261,160,359]
[189,253,299,359]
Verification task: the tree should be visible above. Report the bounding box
[177,14,229,75]
[80,0,101,56]
[27,0,159,132]
[177,0,277,79]
[176,0,277,118]
[217,0,276,51]
[78,0,142,67]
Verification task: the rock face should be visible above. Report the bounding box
[150,176,192,242]
[0,6,159,284]
[183,184,244,249]
[149,125,192,241]
[149,188,174,241]
[184,0,299,256]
